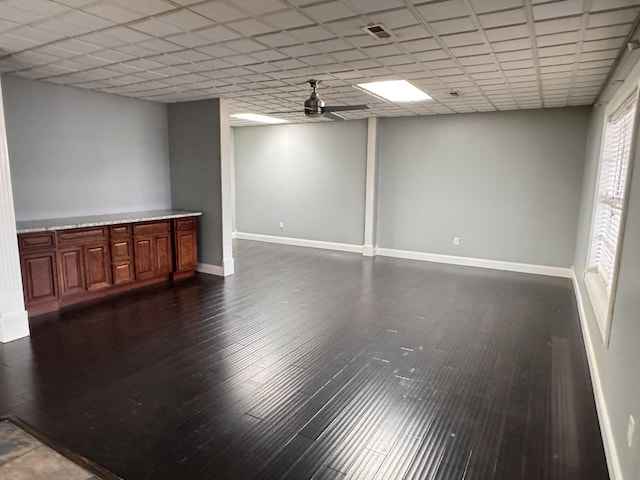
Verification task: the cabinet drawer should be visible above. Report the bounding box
[111,239,132,261]
[175,218,195,231]
[58,227,107,244]
[19,232,56,252]
[110,225,131,238]
[113,262,134,285]
[133,221,170,235]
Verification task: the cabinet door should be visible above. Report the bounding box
[155,234,172,275]
[84,243,111,291]
[134,237,154,280]
[175,229,197,272]
[58,247,84,296]
[21,252,58,306]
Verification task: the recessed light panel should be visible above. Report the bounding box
[356,80,432,102]
[230,113,288,124]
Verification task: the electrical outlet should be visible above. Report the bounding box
[453,236,460,246]
[279,221,284,229]
[628,415,635,448]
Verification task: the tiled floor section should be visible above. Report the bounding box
[0,421,98,480]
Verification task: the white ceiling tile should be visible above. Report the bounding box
[491,38,532,52]
[228,18,277,36]
[112,0,175,16]
[348,0,405,14]
[534,16,581,36]
[290,25,336,42]
[536,31,581,47]
[224,38,267,53]
[590,0,640,11]
[158,10,214,30]
[430,17,476,35]
[398,38,440,52]
[485,24,529,42]
[413,49,451,62]
[250,49,288,61]
[586,8,639,28]
[415,0,469,22]
[538,54,576,66]
[302,1,356,23]
[477,8,526,29]
[495,49,532,61]
[582,38,625,52]
[310,37,353,52]
[441,31,485,47]
[457,53,494,65]
[468,0,522,14]
[450,43,492,56]
[130,18,183,37]
[584,25,633,41]
[227,0,287,15]
[196,43,237,57]
[195,25,242,42]
[369,8,419,29]
[0,4,45,23]
[81,3,145,23]
[189,1,247,22]
[532,0,583,21]
[538,44,577,57]
[262,9,314,29]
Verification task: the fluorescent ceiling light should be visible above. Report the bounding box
[356,80,431,102]
[230,113,288,124]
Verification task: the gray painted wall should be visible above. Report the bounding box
[3,75,171,221]
[376,108,590,267]
[234,120,367,245]
[574,105,640,479]
[168,99,222,266]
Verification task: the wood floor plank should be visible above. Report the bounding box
[0,239,608,480]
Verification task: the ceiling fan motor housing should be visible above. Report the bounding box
[304,79,325,117]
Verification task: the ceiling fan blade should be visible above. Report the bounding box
[267,110,299,115]
[324,105,369,112]
[324,112,346,121]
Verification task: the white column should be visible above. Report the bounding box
[362,117,378,257]
[0,77,29,343]
[219,98,235,276]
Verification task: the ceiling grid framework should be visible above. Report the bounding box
[0,0,637,125]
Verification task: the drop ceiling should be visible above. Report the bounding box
[0,0,638,126]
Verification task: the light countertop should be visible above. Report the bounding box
[16,209,202,234]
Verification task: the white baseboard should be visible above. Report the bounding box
[196,263,224,276]
[362,244,375,257]
[572,269,622,480]
[222,258,235,276]
[234,232,363,254]
[375,247,573,278]
[0,310,30,343]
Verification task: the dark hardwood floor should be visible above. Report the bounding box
[0,239,608,479]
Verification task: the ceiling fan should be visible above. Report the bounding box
[270,79,369,120]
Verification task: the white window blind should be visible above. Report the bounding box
[589,93,637,295]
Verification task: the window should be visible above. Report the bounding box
[585,91,638,344]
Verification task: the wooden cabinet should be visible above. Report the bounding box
[133,221,172,280]
[57,227,111,297]
[174,218,197,275]
[17,215,199,317]
[110,225,134,286]
[19,233,58,315]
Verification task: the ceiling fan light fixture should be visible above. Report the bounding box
[356,80,431,102]
[230,113,288,124]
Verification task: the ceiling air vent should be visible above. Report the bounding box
[449,91,462,98]
[364,24,392,40]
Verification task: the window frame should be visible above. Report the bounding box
[584,82,640,346]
